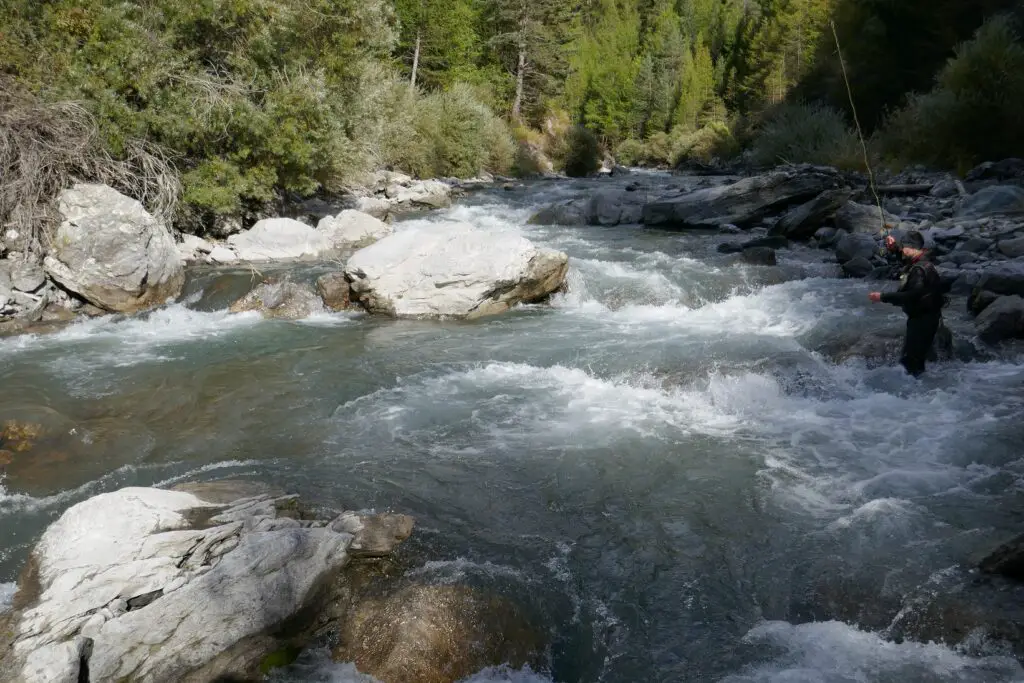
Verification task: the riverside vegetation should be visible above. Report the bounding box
[0,0,1023,244]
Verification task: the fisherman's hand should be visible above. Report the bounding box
[868,292,882,303]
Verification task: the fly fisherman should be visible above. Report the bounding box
[868,230,947,377]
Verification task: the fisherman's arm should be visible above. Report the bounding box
[870,268,926,305]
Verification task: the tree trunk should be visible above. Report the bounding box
[411,30,421,89]
[512,45,526,121]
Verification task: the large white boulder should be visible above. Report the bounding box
[317,210,393,250]
[43,184,184,313]
[227,218,334,261]
[344,222,569,319]
[0,485,413,683]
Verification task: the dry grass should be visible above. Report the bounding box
[0,79,180,249]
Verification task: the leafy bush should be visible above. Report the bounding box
[750,102,863,169]
[409,83,515,179]
[0,80,178,246]
[615,139,646,166]
[878,15,1024,170]
[672,122,741,165]
[560,126,602,177]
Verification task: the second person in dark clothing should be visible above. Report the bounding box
[868,231,947,377]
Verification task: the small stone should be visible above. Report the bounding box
[740,247,777,266]
[315,273,351,312]
[842,256,874,278]
[957,237,994,254]
[207,246,238,264]
[11,262,46,293]
[998,237,1024,259]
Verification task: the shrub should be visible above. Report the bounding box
[615,139,645,166]
[750,102,862,169]
[0,80,178,246]
[560,126,602,177]
[672,122,741,165]
[409,83,515,179]
[878,15,1024,170]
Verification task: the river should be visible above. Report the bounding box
[2,173,1024,682]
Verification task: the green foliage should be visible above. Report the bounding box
[674,121,741,165]
[877,15,1024,170]
[561,126,602,178]
[615,139,647,166]
[407,83,515,179]
[394,0,481,89]
[750,102,861,168]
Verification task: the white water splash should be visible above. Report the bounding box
[338,361,744,448]
[0,459,267,517]
[723,620,1024,682]
[0,582,15,610]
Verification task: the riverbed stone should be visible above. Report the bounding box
[957,237,994,254]
[997,237,1024,259]
[0,485,412,683]
[316,273,352,311]
[980,533,1024,581]
[229,280,326,319]
[740,246,777,266]
[834,232,878,264]
[344,221,569,319]
[10,261,45,293]
[333,583,545,683]
[318,210,393,250]
[43,184,184,313]
[835,201,896,235]
[841,256,874,278]
[957,186,1024,219]
[968,288,1000,317]
[207,246,239,264]
[770,190,851,239]
[227,218,336,262]
[642,169,842,230]
[177,235,214,262]
[528,201,588,226]
[976,295,1024,344]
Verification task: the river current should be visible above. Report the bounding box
[2,173,1024,682]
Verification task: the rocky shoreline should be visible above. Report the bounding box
[0,482,545,683]
[530,159,1024,347]
[3,160,1024,349]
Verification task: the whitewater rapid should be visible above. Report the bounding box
[2,175,1024,682]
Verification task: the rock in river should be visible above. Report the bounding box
[227,218,336,262]
[229,279,327,319]
[0,484,412,683]
[344,221,569,319]
[43,184,184,313]
[317,210,394,250]
[975,295,1024,344]
[642,169,842,230]
[334,583,545,683]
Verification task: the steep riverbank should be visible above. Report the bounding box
[2,172,1024,682]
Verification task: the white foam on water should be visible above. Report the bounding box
[339,362,743,449]
[722,620,1024,682]
[405,557,535,585]
[148,459,267,489]
[294,311,364,327]
[556,275,841,340]
[743,360,1024,522]
[0,582,15,610]
[0,303,263,364]
[458,666,554,683]
[0,459,266,517]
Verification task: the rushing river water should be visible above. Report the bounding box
[3,173,1024,682]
